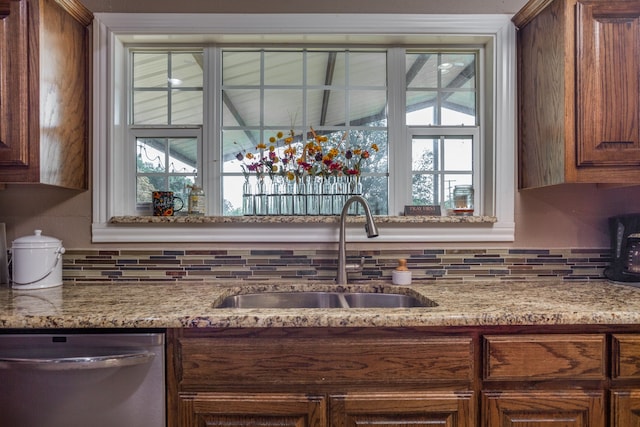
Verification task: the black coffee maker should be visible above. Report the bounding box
[604,214,640,282]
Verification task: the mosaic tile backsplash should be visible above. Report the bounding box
[62,248,611,283]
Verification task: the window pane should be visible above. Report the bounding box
[168,138,198,174]
[137,138,167,172]
[412,137,436,172]
[222,51,261,85]
[350,52,386,86]
[406,91,437,126]
[406,53,437,89]
[443,137,473,171]
[349,90,387,126]
[406,51,477,126]
[440,53,475,89]
[171,53,204,87]
[307,89,346,126]
[263,89,303,126]
[136,137,198,207]
[264,51,303,85]
[412,173,436,205]
[222,129,261,173]
[441,92,476,126]
[307,51,346,86]
[223,90,261,126]
[171,91,203,125]
[137,176,163,204]
[445,173,473,190]
[133,53,168,88]
[350,129,387,173]
[443,173,473,211]
[360,175,388,215]
[133,91,168,124]
[222,175,246,216]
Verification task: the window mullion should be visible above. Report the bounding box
[206,46,219,215]
[387,48,409,216]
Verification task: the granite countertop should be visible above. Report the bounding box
[1,279,639,329]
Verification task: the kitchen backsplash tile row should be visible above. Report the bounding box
[61,248,610,283]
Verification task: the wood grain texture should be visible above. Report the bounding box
[517,0,640,187]
[330,392,475,427]
[167,327,640,427]
[0,0,29,170]
[612,334,640,379]
[37,0,88,188]
[177,334,474,389]
[178,393,326,427]
[483,334,606,380]
[517,0,569,188]
[0,0,90,188]
[611,389,640,426]
[576,1,640,166]
[512,0,556,28]
[482,390,605,427]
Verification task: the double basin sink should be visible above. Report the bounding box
[215,290,437,309]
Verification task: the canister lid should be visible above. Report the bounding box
[12,230,62,248]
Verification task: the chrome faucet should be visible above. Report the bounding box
[336,195,379,285]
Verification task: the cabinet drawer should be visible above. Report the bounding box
[484,334,606,381]
[612,334,640,379]
[177,334,474,389]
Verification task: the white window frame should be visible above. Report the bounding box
[92,13,516,243]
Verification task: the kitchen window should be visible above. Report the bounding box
[92,14,515,243]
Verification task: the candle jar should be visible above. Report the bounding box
[452,185,474,216]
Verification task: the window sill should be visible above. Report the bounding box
[109,215,498,225]
[92,215,512,244]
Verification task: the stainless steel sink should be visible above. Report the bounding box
[215,292,343,309]
[342,292,430,308]
[214,291,437,309]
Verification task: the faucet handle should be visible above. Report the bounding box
[345,257,366,272]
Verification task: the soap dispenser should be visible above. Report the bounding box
[392,259,412,285]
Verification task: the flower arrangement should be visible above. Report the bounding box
[235,127,379,182]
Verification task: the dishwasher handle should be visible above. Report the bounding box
[0,350,155,371]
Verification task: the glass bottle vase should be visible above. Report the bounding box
[242,177,254,215]
[267,176,281,215]
[280,178,295,215]
[319,176,333,215]
[254,178,268,215]
[293,177,307,215]
[332,176,348,215]
[305,175,320,215]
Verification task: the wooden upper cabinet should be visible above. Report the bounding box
[0,0,92,189]
[514,0,640,188]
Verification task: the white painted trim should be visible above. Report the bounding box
[92,13,516,243]
[94,13,512,36]
[92,222,513,243]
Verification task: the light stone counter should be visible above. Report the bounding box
[1,280,639,329]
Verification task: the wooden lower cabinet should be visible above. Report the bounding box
[330,391,475,427]
[611,390,640,426]
[168,328,640,427]
[177,392,326,427]
[482,390,605,427]
[176,391,475,427]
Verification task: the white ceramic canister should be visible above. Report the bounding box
[10,230,65,290]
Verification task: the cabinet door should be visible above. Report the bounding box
[177,392,326,427]
[0,0,29,170]
[576,0,640,167]
[331,391,475,427]
[611,390,640,426]
[483,390,605,427]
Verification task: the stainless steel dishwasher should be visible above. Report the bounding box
[0,332,165,427]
